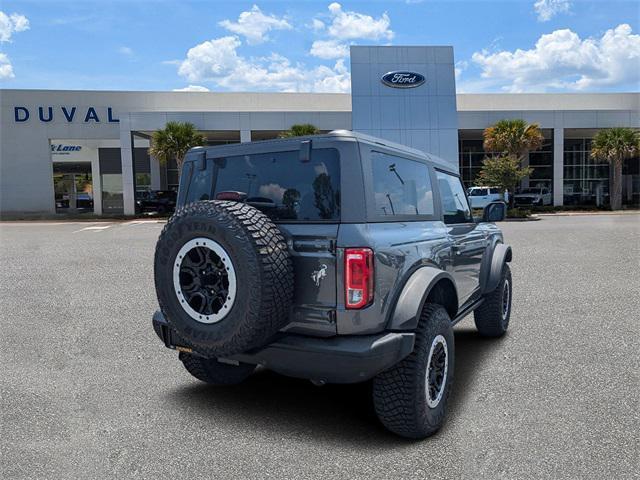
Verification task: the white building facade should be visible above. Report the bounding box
[1,46,638,216]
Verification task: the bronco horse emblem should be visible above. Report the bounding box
[311,264,328,287]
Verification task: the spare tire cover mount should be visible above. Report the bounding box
[154,200,294,357]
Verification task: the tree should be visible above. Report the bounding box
[479,119,544,207]
[279,123,320,138]
[477,156,533,208]
[483,119,545,161]
[590,128,640,210]
[148,121,206,177]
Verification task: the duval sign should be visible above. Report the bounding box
[14,106,119,123]
[381,71,426,88]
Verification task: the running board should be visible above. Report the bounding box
[451,298,484,326]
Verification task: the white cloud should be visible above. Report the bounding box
[173,85,210,92]
[310,18,325,32]
[310,59,351,93]
[177,35,350,93]
[471,24,640,92]
[325,3,393,41]
[178,36,242,82]
[0,52,14,79]
[308,3,393,59]
[219,5,291,45]
[0,11,29,42]
[454,60,468,80]
[118,46,134,56]
[533,0,571,22]
[310,39,349,60]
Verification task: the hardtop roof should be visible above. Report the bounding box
[189,130,457,173]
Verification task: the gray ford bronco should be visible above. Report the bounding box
[152,130,512,439]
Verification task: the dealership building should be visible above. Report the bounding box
[1,46,638,216]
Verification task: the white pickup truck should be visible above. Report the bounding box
[514,187,552,206]
[468,187,505,209]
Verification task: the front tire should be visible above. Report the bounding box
[372,304,455,439]
[474,263,512,337]
[179,352,255,386]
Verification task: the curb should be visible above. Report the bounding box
[535,211,640,217]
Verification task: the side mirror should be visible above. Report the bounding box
[483,201,507,222]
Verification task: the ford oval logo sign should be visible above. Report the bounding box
[381,71,426,88]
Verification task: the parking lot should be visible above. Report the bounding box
[1,214,638,479]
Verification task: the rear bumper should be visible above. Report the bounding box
[152,311,415,384]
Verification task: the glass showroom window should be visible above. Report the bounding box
[134,148,151,192]
[458,139,491,188]
[528,136,554,193]
[166,157,180,191]
[136,173,151,191]
[563,138,610,206]
[460,133,554,193]
[102,174,124,214]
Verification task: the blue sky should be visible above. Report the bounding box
[1,0,638,93]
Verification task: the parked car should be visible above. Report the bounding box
[151,131,513,439]
[514,187,552,206]
[136,190,177,214]
[55,192,93,211]
[468,186,504,209]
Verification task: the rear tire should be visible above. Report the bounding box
[372,304,454,439]
[474,263,512,337]
[179,352,255,386]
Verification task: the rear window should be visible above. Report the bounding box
[184,148,340,222]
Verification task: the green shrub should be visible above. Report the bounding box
[507,207,531,218]
[530,205,557,213]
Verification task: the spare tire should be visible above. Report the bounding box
[154,200,294,357]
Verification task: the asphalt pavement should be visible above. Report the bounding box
[1,215,638,479]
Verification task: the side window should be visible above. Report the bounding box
[490,188,500,195]
[435,171,473,224]
[371,151,434,217]
[185,159,214,204]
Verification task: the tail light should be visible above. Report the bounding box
[345,248,374,309]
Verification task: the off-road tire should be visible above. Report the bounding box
[179,352,255,385]
[474,263,512,337]
[372,304,455,439]
[154,200,294,357]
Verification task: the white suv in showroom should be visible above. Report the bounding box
[514,187,552,206]
[468,187,504,209]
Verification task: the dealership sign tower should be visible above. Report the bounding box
[350,46,459,162]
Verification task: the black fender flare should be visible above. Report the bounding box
[387,266,458,331]
[483,243,512,294]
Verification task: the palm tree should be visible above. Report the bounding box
[483,119,545,162]
[148,122,206,177]
[590,128,640,210]
[481,119,544,206]
[279,123,320,138]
